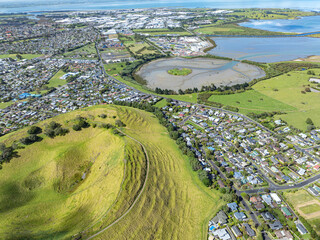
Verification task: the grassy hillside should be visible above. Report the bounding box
[0,105,223,240]
[0,107,128,239]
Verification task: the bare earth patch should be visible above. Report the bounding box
[296,200,320,219]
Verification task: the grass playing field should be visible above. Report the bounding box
[0,101,13,109]
[46,70,68,88]
[0,105,223,240]
[63,43,97,59]
[0,54,42,60]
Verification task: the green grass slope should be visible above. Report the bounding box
[0,105,223,240]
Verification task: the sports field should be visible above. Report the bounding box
[46,70,68,88]
[0,54,42,60]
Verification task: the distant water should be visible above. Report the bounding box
[209,37,320,63]
[240,16,320,33]
[1,0,320,13]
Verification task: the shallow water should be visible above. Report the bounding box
[240,16,320,33]
[209,37,320,63]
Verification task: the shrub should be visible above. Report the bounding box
[99,114,107,119]
[27,126,42,135]
[73,124,81,131]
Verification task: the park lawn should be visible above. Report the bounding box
[0,107,128,239]
[87,106,224,240]
[0,54,42,60]
[252,69,320,130]
[64,43,97,59]
[300,204,320,215]
[46,70,68,88]
[0,101,13,109]
[208,90,296,113]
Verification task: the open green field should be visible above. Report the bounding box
[194,23,293,35]
[104,63,198,103]
[46,70,68,88]
[133,28,192,36]
[208,90,296,112]
[119,36,159,56]
[208,67,320,130]
[227,9,315,20]
[0,54,42,60]
[154,99,167,108]
[253,69,320,130]
[0,101,13,109]
[0,105,223,239]
[168,68,192,76]
[64,43,97,59]
[300,204,320,215]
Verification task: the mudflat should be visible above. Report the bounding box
[137,57,265,91]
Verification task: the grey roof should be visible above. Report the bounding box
[243,223,256,237]
[234,212,246,220]
[227,202,238,211]
[261,212,275,221]
[231,225,242,237]
[212,210,228,225]
[269,221,283,230]
[296,223,308,235]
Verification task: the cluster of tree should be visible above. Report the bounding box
[154,87,177,95]
[98,114,107,119]
[112,100,213,187]
[72,116,90,131]
[198,93,224,108]
[247,111,284,120]
[44,121,69,138]
[306,117,316,131]
[248,62,320,87]
[0,143,16,167]
[19,126,43,145]
[115,120,126,127]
